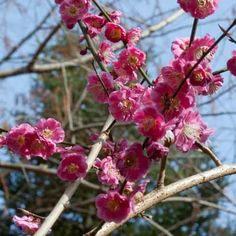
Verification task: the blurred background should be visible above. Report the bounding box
[0,0,236,235]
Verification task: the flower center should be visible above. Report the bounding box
[107,199,119,212]
[42,128,53,139]
[143,117,156,131]
[125,154,136,167]
[197,0,206,7]
[110,29,122,40]
[67,5,79,17]
[16,135,25,146]
[128,56,139,68]
[67,163,79,174]
[183,123,200,140]
[121,99,133,112]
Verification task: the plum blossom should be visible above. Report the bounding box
[117,143,150,182]
[59,0,91,29]
[227,51,236,76]
[126,27,141,46]
[174,109,214,152]
[133,106,166,140]
[98,41,114,64]
[151,82,195,121]
[95,156,121,187]
[178,0,219,19]
[57,154,88,181]
[95,191,131,223]
[13,215,41,235]
[108,87,139,122]
[87,72,114,103]
[146,142,169,161]
[105,22,126,43]
[35,118,65,143]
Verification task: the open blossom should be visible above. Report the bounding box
[98,42,114,64]
[203,73,223,95]
[59,144,86,158]
[57,154,88,181]
[146,142,169,161]
[13,215,41,235]
[35,118,65,143]
[178,0,219,19]
[134,106,166,140]
[83,13,106,29]
[117,143,150,182]
[95,191,131,223]
[109,10,122,23]
[87,72,114,103]
[227,51,236,76]
[182,34,217,63]
[171,38,189,58]
[126,27,141,46]
[105,22,126,43]
[174,109,214,152]
[59,0,91,29]
[151,82,195,121]
[108,88,139,122]
[95,156,121,187]
[113,46,146,80]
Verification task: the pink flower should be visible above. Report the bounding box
[95,156,121,187]
[117,143,150,182]
[227,51,236,76]
[105,22,126,43]
[35,118,65,143]
[57,154,87,181]
[183,34,217,63]
[113,46,146,77]
[59,145,86,158]
[98,42,114,64]
[133,106,166,140]
[171,38,190,58]
[95,191,131,223]
[59,0,91,29]
[188,0,219,19]
[146,142,169,161]
[108,88,139,122]
[5,124,37,159]
[151,82,195,121]
[126,27,142,46]
[87,72,114,103]
[174,109,214,152]
[178,0,218,19]
[83,13,106,29]
[109,11,122,24]
[13,215,41,235]
[203,73,223,95]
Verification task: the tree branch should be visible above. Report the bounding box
[96,164,236,236]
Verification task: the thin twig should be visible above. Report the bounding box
[189,18,198,47]
[195,141,222,167]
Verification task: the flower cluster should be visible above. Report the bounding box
[1,118,64,159]
[9,0,236,233]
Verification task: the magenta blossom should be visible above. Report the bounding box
[171,38,189,58]
[95,191,131,223]
[174,109,214,152]
[57,154,87,181]
[126,27,141,46]
[227,51,236,76]
[13,215,41,235]
[151,82,195,121]
[146,142,169,161]
[98,41,114,64]
[59,0,91,29]
[87,72,114,103]
[117,143,150,182]
[35,118,65,143]
[95,156,121,187]
[108,88,139,122]
[178,0,219,19]
[105,22,126,43]
[114,46,146,73]
[133,106,166,140]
